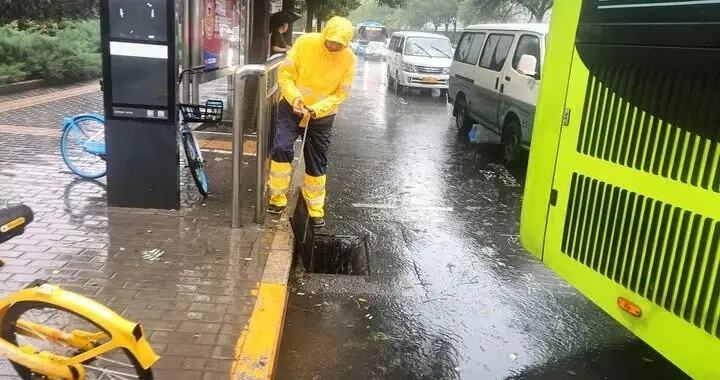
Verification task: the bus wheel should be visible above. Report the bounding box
[502,119,522,166]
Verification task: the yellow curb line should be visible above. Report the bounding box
[231,221,294,380]
[198,139,257,156]
[231,162,302,380]
[231,283,288,380]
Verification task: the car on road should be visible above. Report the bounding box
[448,23,548,164]
[386,32,453,94]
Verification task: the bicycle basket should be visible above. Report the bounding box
[179,100,224,123]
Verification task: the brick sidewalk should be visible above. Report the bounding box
[0,84,273,379]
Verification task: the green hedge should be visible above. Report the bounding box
[0,19,101,85]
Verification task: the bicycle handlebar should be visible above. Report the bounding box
[177,65,207,85]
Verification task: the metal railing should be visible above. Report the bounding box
[231,54,285,228]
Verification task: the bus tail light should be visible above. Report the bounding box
[617,297,642,318]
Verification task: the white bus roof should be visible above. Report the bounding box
[463,23,549,35]
[390,31,450,39]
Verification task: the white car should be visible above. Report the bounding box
[386,32,452,92]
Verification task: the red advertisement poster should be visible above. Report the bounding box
[203,0,239,70]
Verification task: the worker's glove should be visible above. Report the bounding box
[291,97,305,115]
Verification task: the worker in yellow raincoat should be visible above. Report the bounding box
[266,16,356,228]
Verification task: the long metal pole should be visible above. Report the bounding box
[255,71,269,223]
[181,0,191,103]
[190,0,203,103]
[232,65,266,228]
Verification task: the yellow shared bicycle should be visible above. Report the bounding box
[0,204,160,379]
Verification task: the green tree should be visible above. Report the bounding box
[515,0,552,22]
[458,0,526,24]
[305,0,360,31]
[465,0,551,23]
[397,0,460,31]
[0,0,99,24]
[348,0,397,26]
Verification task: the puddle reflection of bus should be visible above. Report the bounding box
[352,22,389,59]
[522,2,720,379]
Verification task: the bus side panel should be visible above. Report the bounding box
[520,2,582,259]
[535,2,720,377]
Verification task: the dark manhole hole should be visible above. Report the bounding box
[290,195,370,275]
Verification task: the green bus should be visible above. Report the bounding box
[521,1,720,379]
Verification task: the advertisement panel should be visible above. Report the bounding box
[203,0,243,70]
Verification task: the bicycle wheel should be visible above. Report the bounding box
[181,130,209,197]
[60,116,106,179]
[0,301,153,380]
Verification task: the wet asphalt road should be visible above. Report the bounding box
[276,59,688,380]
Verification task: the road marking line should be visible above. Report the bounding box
[351,203,397,209]
[410,206,453,212]
[351,203,453,212]
[0,124,60,137]
[0,84,99,113]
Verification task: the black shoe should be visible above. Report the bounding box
[311,217,325,228]
[267,204,285,215]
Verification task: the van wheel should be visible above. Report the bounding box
[502,119,522,166]
[455,98,472,134]
[439,89,448,102]
[387,68,395,87]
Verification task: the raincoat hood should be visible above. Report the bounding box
[322,17,353,47]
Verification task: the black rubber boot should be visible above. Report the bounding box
[266,204,286,215]
[311,217,325,229]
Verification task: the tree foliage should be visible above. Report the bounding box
[0,20,101,84]
[465,0,551,22]
[0,0,99,24]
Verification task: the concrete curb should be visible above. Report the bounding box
[0,79,46,96]
[231,162,303,380]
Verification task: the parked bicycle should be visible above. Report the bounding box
[0,204,160,379]
[60,65,222,197]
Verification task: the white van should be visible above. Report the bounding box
[448,24,548,164]
[386,32,453,92]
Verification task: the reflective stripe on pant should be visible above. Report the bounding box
[268,101,334,213]
[302,174,326,217]
[269,161,292,207]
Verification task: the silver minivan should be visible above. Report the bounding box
[448,23,548,164]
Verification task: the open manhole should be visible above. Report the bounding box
[290,195,370,275]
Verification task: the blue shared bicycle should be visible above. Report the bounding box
[60,66,220,197]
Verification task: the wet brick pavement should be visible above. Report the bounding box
[0,82,267,379]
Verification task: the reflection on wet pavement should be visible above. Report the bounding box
[277,59,689,379]
[0,127,263,379]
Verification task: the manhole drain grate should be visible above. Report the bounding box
[290,195,370,275]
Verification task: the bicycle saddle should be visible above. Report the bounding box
[0,204,33,244]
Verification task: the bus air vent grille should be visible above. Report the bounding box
[562,172,720,338]
[576,66,720,193]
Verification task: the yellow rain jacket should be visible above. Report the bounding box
[278,17,356,118]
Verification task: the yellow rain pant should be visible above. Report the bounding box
[268,161,292,207]
[302,174,326,218]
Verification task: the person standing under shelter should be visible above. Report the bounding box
[266,16,356,228]
[270,16,291,54]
